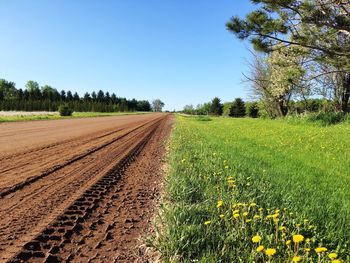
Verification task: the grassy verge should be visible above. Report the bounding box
[153,116,350,262]
[0,111,150,122]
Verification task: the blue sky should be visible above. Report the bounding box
[0,1,254,110]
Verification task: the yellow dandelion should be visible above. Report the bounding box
[243,212,249,217]
[272,213,279,219]
[252,235,262,243]
[256,245,264,252]
[233,213,240,219]
[328,253,338,259]
[292,256,302,262]
[275,209,280,213]
[204,220,211,225]
[233,209,239,214]
[219,214,224,219]
[332,260,341,263]
[250,203,257,207]
[265,248,276,257]
[286,240,291,246]
[217,200,223,208]
[253,215,261,220]
[315,247,327,253]
[293,234,304,243]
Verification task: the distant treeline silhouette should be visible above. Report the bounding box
[0,79,151,112]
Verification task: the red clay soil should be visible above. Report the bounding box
[0,113,173,263]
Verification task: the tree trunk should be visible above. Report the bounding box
[341,73,350,113]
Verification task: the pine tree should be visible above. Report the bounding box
[229,98,246,117]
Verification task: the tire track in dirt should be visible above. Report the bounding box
[0,114,172,263]
[0,117,159,198]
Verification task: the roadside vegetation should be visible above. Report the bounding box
[153,115,349,262]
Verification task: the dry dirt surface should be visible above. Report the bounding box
[0,113,173,263]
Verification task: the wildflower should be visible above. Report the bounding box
[233,209,239,214]
[332,260,341,263]
[250,203,257,207]
[217,200,223,208]
[246,219,252,223]
[243,212,249,217]
[252,235,262,243]
[305,248,310,252]
[275,209,280,213]
[265,248,276,257]
[272,213,279,219]
[293,234,304,243]
[204,220,211,225]
[286,240,291,246]
[258,208,264,212]
[253,215,261,220]
[328,253,338,259]
[315,247,327,253]
[256,245,264,252]
[292,256,302,262]
[219,214,224,219]
[279,226,286,231]
[233,213,240,219]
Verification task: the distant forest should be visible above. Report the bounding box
[0,79,151,112]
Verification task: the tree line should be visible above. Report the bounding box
[224,0,350,118]
[0,79,153,112]
[183,96,333,118]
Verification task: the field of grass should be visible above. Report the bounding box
[0,111,150,122]
[153,115,350,262]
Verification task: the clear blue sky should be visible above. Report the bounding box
[0,0,254,111]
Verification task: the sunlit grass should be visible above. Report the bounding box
[153,115,350,262]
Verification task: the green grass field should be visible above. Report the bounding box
[154,116,350,262]
[0,111,150,122]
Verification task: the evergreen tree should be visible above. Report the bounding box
[229,98,246,117]
[210,97,223,116]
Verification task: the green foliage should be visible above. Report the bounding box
[152,99,165,112]
[196,115,212,122]
[229,98,246,117]
[246,101,259,118]
[306,112,345,126]
[209,97,223,116]
[222,102,233,116]
[0,78,152,113]
[153,116,350,261]
[58,104,73,116]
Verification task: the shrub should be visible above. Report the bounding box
[196,116,212,121]
[307,112,344,125]
[246,102,259,118]
[58,104,73,116]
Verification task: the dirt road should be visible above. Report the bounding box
[0,113,172,262]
